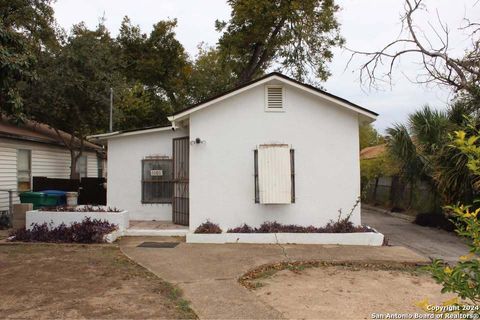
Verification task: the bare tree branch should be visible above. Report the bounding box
[347,0,480,97]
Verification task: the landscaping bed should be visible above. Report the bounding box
[0,244,196,319]
[10,218,119,244]
[188,220,385,245]
[26,206,129,233]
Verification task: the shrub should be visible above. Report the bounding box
[414,212,456,232]
[421,131,480,312]
[194,220,222,234]
[10,217,117,243]
[0,211,11,229]
[227,223,254,233]
[321,217,370,233]
[226,220,371,233]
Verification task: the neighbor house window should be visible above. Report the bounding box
[97,157,104,178]
[76,154,87,178]
[142,158,173,203]
[17,149,31,192]
[254,144,295,204]
[265,85,285,112]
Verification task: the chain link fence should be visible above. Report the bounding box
[362,176,442,215]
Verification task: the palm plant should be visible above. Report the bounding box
[386,105,477,207]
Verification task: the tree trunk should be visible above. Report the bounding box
[70,149,79,180]
[373,177,379,203]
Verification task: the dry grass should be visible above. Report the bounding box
[239,260,421,289]
[0,229,11,240]
[243,262,455,319]
[0,243,197,319]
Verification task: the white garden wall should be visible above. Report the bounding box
[186,232,384,246]
[188,79,362,231]
[26,208,129,231]
[107,128,187,220]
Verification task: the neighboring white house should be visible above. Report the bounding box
[89,73,377,231]
[0,118,104,212]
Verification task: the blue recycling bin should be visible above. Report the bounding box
[40,190,67,206]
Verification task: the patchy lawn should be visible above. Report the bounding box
[0,229,11,240]
[0,244,197,319]
[243,263,456,319]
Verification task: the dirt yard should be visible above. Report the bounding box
[0,244,196,319]
[251,265,456,319]
[0,229,11,240]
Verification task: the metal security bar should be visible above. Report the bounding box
[172,137,189,226]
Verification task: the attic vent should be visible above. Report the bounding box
[265,85,284,111]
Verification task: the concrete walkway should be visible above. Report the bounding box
[119,236,427,319]
[362,207,470,263]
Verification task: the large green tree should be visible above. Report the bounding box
[24,23,119,178]
[0,0,56,117]
[216,0,344,84]
[113,82,172,130]
[117,17,191,110]
[359,123,383,150]
[186,44,237,103]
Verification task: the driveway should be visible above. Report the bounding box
[362,206,470,263]
[120,236,426,319]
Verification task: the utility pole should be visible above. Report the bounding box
[109,87,113,132]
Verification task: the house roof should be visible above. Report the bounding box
[0,117,102,152]
[87,125,173,142]
[360,144,386,160]
[168,72,378,123]
[89,72,378,142]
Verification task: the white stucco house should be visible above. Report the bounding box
[89,72,378,232]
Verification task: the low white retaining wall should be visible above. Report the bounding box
[26,208,129,232]
[186,231,384,246]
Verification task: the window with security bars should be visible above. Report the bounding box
[142,158,173,203]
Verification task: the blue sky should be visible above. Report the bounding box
[53,0,477,132]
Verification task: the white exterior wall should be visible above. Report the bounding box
[188,80,361,231]
[106,129,188,220]
[0,138,98,211]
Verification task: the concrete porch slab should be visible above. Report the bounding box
[125,220,189,237]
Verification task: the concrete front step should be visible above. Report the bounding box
[124,228,189,237]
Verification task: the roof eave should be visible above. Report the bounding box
[87,126,175,142]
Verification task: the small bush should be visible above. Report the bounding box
[194,220,222,234]
[227,223,255,233]
[0,211,11,229]
[414,212,456,232]
[322,216,370,233]
[10,217,117,243]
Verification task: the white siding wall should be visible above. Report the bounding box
[87,153,98,178]
[106,129,188,220]
[188,80,362,231]
[0,138,99,211]
[0,145,17,211]
[31,148,70,178]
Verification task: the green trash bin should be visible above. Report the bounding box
[19,192,60,209]
[19,192,45,210]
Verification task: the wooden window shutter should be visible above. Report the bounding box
[257,144,292,204]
